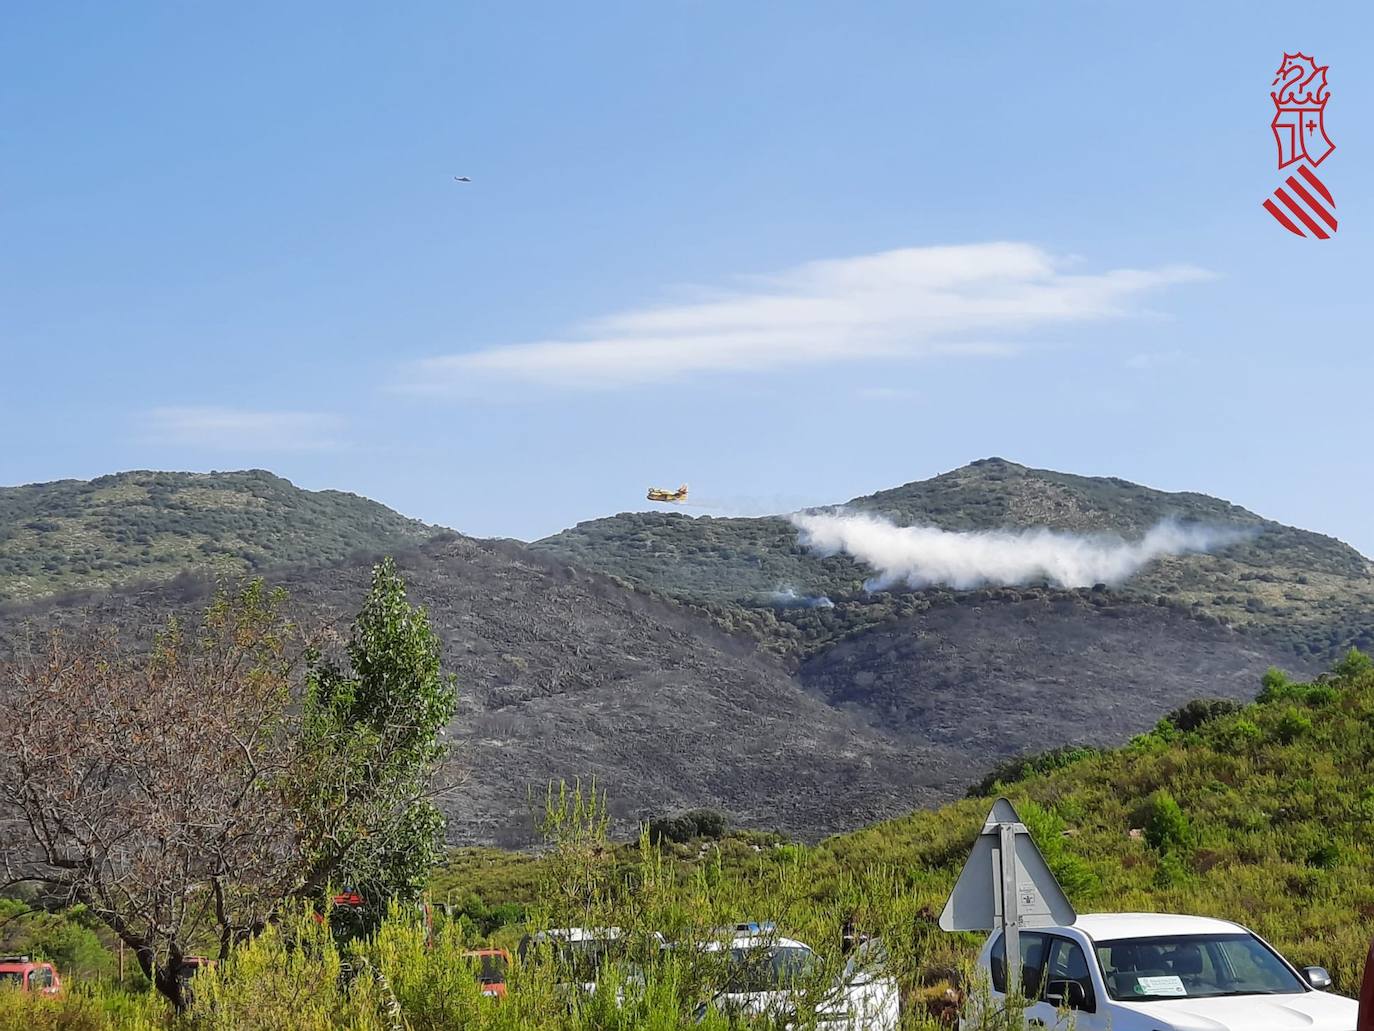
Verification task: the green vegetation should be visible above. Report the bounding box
[5,653,1374,1026]
[645,808,730,845]
[303,557,460,938]
[535,458,1374,663]
[0,470,433,602]
[0,900,119,982]
[1,565,456,1010]
[436,650,1374,992]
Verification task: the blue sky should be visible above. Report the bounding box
[3,2,1371,555]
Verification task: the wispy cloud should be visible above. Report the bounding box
[144,407,343,451]
[402,242,1210,393]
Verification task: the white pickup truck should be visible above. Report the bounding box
[969,912,1359,1030]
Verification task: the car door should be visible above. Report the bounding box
[986,931,1049,1015]
[1024,935,1106,1030]
[838,940,900,1029]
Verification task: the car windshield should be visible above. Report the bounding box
[1095,933,1306,1000]
[725,945,817,993]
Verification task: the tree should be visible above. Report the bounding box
[296,557,458,936]
[0,562,456,1009]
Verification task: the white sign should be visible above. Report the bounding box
[939,797,1077,932]
[1136,975,1187,997]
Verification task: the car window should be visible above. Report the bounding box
[726,945,817,993]
[0,971,22,987]
[1044,936,1096,1012]
[841,938,888,984]
[1095,933,1305,1000]
[29,967,53,989]
[989,931,1049,997]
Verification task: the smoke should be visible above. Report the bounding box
[790,511,1252,591]
[767,587,835,609]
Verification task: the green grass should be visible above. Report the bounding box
[6,654,1374,1027]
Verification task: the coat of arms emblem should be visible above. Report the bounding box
[1264,53,1337,239]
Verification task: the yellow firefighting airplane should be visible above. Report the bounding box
[646,484,689,503]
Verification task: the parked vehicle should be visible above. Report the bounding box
[695,930,899,1029]
[517,927,663,998]
[462,948,510,999]
[969,912,1358,1030]
[0,956,62,996]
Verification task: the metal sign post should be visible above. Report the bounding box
[939,798,1077,997]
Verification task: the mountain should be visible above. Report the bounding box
[2,460,1368,847]
[534,458,1374,664]
[0,470,434,602]
[0,534,983,845]
[0,537,1306,848]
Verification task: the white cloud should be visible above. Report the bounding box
[403,242,1210,392]
[791,511,1250,590]
[144,407,343,451]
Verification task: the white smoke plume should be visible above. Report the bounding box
[768,587,835,609]
[790,511,1252,590]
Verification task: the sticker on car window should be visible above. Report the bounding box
[1135,975,1187,996]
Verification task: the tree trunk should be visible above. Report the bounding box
[153,963,188,1012]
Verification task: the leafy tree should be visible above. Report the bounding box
[297,557,458,936]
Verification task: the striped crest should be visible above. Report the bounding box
[1263,165,1338,239]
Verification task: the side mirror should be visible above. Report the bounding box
[1304,966,1333,990]
[1044,979,1088,1010]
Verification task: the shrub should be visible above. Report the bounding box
[1142,791,1193,854]
[1164,697,1244,733]
[1275,707,1314,744]
[1333,648,1373,681]
[645,809,730,845]
[968,745,1100,796]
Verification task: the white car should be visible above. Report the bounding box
[517,926,664,998]
[969,912,1358,1030]
[697,931,901,1029]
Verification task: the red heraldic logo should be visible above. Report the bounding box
[1264,53,1337,239]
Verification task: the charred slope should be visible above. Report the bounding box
[799,590,1313,768]
[0,535,974,846]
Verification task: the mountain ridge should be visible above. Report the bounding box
[0,469,435,602]
[534,458,1374,664]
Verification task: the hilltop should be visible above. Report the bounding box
[0,470,434,602]
[534,458,1374,663]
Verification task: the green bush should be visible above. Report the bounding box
[1164,697,1244,733]
[1142,791,1194,854]
[645,808,730,845]
[1274,707,1314,743]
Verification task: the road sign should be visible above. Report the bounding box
[939,798,1077,992]
[1358,937,1374,1031]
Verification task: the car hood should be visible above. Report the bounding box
[1115,989,1358,1030]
